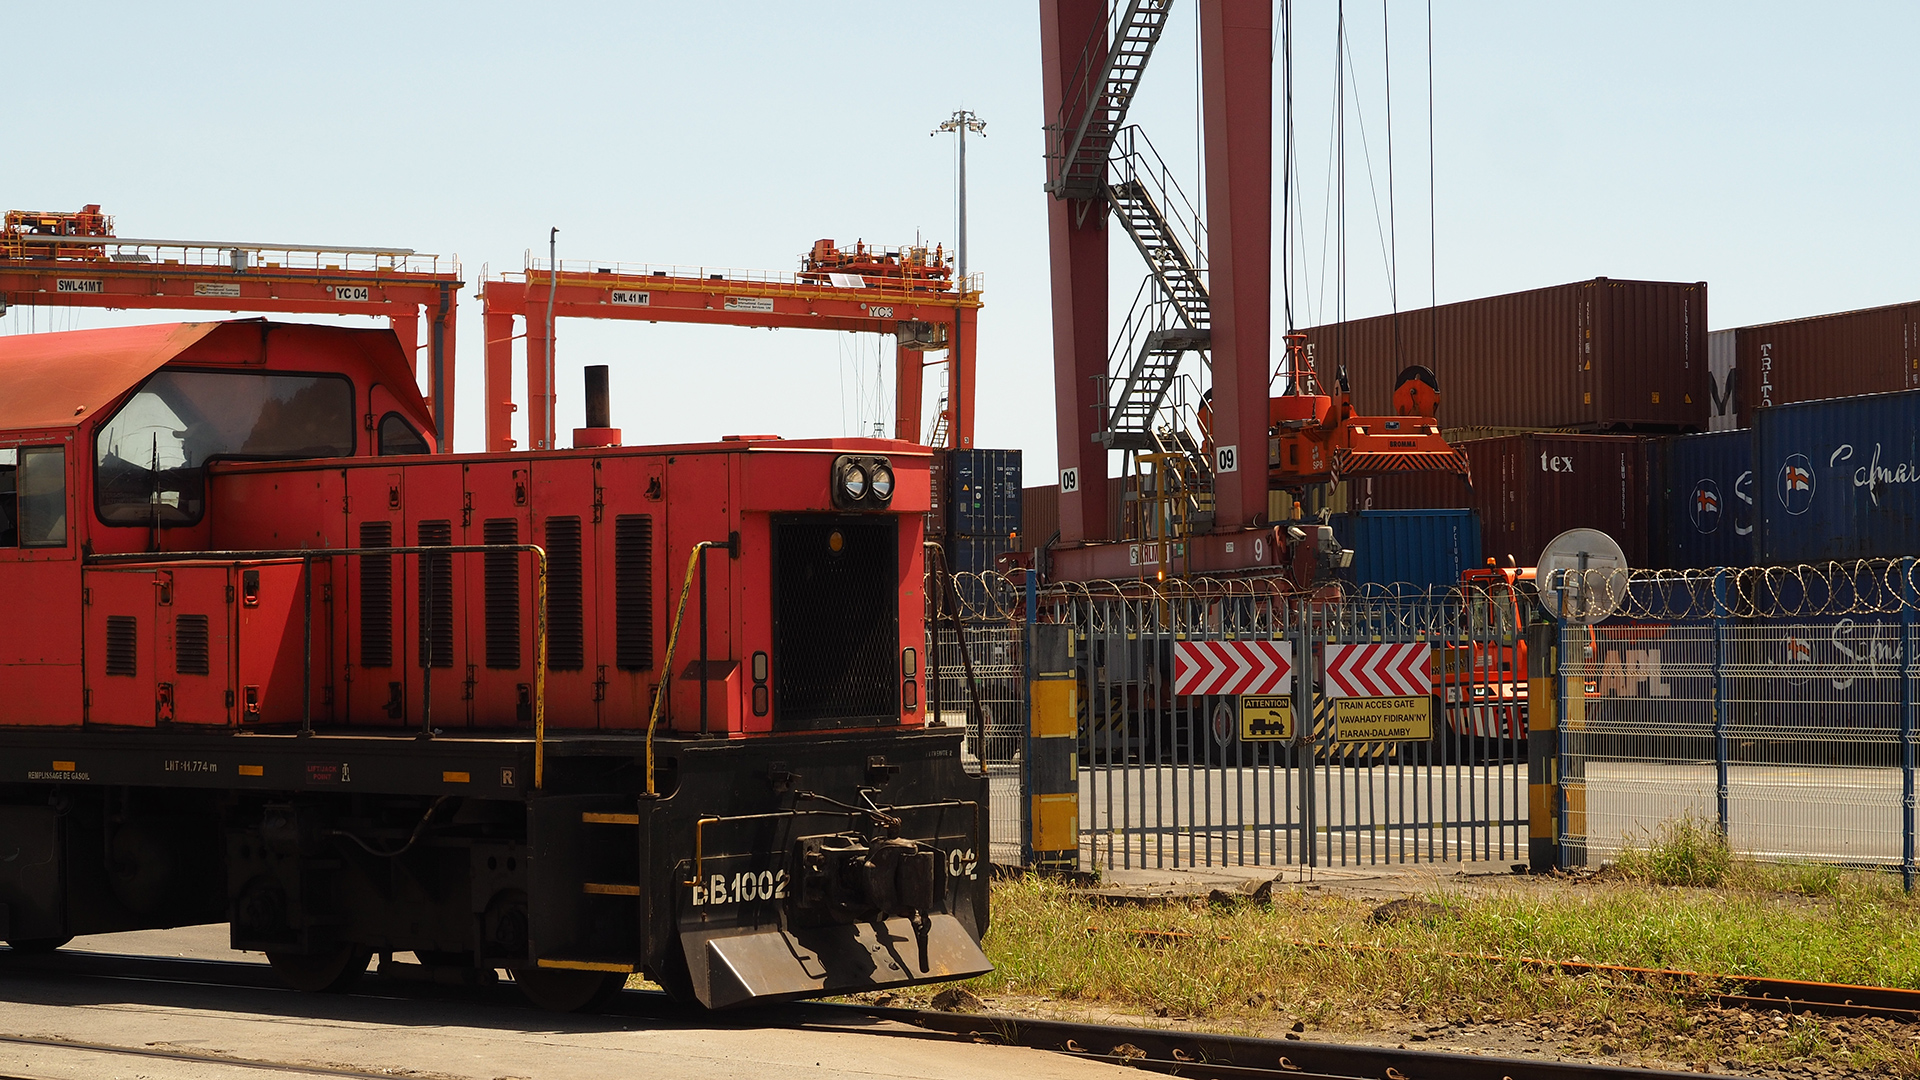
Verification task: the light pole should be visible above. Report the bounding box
[931,110,985,288]
[544,226,558,450]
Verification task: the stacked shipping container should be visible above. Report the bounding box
[1329,509,1482,592]
[1353,433,1650,569]
[1296,278,1700,577]
[937,450,1023,604]
[1299,277,1709,433]
[1752,388,1920,565]
[1022,284,1920,576]
[1735,301,1920,428]
[1647,430,1754,570]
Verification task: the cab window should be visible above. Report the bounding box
[378,412,429,456]
[94,370,354,527]
[0,446,68,548]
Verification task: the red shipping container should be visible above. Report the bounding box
[1351,433,1650,569]
[1735,301,1920,427]
[1299,277,1708,432]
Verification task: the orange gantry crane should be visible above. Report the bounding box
[0,205,464,447]
[478,240,981,451]
[1264,333,1468,485]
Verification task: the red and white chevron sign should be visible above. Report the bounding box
[1324,643,1433,698]
[1173,640,1293,696]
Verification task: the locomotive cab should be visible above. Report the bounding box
[0,319,991,1010]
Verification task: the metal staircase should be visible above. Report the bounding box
[1045,0,1174,200]
[1096,127,1211,451]
[926,369,951,447]
[1047,3,1215,476]
[1100,283,1208,450]
[1106,126,1209,329]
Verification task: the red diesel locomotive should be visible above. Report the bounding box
[0,319,991,1010]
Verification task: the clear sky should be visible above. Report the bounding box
[4,2,1916,477]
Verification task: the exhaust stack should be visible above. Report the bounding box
[572,364,621,449]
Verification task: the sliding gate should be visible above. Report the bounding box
[1050,582,1530,871]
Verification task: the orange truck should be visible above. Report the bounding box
[1437,565,1534,740]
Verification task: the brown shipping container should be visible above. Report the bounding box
[1352,433,1649,568]
[1734,301,1920,427]
[1019,476,1130,549]
[1300,277,1708,432]
[1022,482,1059,547]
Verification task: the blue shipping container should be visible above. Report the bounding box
[1756,388,1920,565]
[1330,509,1482,594]
[1652,429,1756,570]
[943,534,1020,610]
[947,449,1023,539]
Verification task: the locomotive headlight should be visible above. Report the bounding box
[830,454,894,509]
[841,464,868,501]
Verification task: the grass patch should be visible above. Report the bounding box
[915,868,1920,1076]
[1612,814,1733,888]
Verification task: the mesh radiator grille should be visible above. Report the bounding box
[771,515,898,730]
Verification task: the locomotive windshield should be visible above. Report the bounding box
[94,369,354,526]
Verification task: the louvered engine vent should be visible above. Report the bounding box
[545,516,584,671]
[175,615,210,676]
[105,615,138,677]
[615,514,653,671]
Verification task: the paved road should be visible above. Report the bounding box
[1578,760,1902,863]
[0,926,1128,1080]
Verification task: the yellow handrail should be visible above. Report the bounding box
[533,547,548,790]
[645,543,711,796]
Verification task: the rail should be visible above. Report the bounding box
[644,536,738,798]
[882,1005,1707,1080]
[86,544,550,786]
[517,255,984,298]
[1,235,458,278]
[0,947,1726,1076]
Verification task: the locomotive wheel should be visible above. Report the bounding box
[511,966,625,1012]
[267,945,372,992]
[5,936,73,954]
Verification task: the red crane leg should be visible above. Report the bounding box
[893,340,923,442]
[1042,0,1111,543]
[430,284,457,451]
[1200,0,1273,530]
[949,306,978,450]
[524,304,555,451]
[483,311,516,451]
[388,308,420,374]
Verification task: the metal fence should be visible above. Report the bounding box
[1039,580,1529,872]
[1557,560,1920,880]
[931,556,1920,881]
[930,570,1029,867]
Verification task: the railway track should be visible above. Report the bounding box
[8,946,1905,1079]
[1279,937,1920,1025]
[0,1032,409,1080]
[1116,929,1920,1026]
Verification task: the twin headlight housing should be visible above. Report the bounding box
[831,454,895,510]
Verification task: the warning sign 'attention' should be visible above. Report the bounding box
[1238,695,1294,741]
